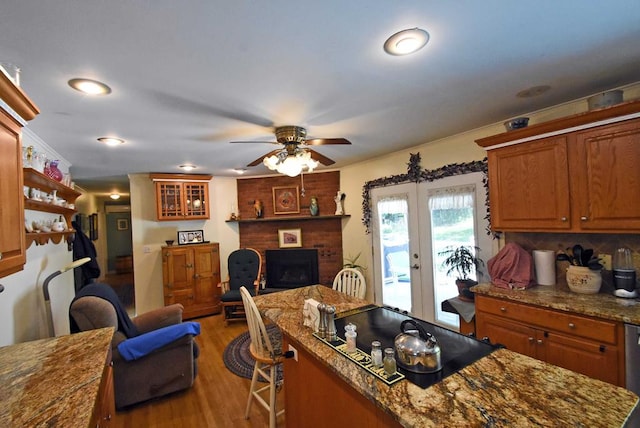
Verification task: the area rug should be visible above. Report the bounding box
[223,325,283,383]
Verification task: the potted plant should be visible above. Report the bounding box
[556,244,603,294]
[343,252,366,273]
[438,245,484,301]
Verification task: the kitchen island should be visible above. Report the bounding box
[0,327,114,427]
[254,285,638,427]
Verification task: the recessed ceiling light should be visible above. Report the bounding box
[180,164,197,171]
[234,168,247,175]
[97,137,125,146]
[110,193,121,200]
[68,78,111,95]
[384,28,429,56]
[517,85,551,98]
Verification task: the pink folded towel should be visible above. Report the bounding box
[488,243,534,289]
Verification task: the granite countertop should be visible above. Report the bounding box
[0,327,114,427]
[254,285,638,427]
[472,282,640,324]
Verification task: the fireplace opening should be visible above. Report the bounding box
[265,249,319,289]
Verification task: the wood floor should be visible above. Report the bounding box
[112,313,285,428]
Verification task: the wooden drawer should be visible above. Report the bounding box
[475,296,618,345]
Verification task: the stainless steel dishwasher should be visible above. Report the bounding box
[625,324,640,426]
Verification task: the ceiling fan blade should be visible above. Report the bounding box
[230,140,279,144]
[304,137,351,145]
[308,149,335,166]
[247,149,280,167]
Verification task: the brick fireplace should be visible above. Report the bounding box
[236,171,345,285]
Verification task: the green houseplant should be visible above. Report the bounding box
[438,245,484,301]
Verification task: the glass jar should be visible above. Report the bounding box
[345,323,357,353]
[383,348,397,375]
[371,341,383,368]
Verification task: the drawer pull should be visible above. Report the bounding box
[561,217,567,222]
[500,307,506,312]
[600,345,606,353]
[568,322,575,328]
[580,216,588,221]
[537,339,543,345]
[528,337,534,342]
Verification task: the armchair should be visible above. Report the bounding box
[219,248,262,325]
[69,283,199,409]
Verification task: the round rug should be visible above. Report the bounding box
[223,325,283,383]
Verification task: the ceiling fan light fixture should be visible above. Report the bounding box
[68,78,112,95]
[263,148,319,177]
[384,28,429,56]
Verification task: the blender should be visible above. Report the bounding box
[613,247,638,298]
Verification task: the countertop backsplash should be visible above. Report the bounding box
[504,232,640,293]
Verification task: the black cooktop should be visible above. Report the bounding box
[334,305,499,389]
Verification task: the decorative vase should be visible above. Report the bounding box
[309,197,319,216]
[253,199,263,218]
[44,160,63,182]
[566,266,602,294]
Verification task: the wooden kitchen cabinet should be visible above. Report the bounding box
[150,173,211,221]
[475,295,624,386]
[162,242,221,319]
[92,363,115,427]
[0,65,39,278]
[487,135,571,231]
[477,100,640,233]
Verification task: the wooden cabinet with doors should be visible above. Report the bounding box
[476,100,640,233]
[475,295,624,386]
[150,173,211,221]
[0,65,39,278]
[162,242,221,319]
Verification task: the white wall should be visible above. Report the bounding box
[129,174,239,315]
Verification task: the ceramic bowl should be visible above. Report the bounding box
[504,117,529,131]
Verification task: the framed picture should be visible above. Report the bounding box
[116,218,129,231]
[278,228,302,248]
[178,229,205,245]
[272,186,300,214]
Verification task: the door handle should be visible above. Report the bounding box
[411,264,420,269]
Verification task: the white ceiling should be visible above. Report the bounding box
[2,1,640,194]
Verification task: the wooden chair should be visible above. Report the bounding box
[240,286,285,428]
[332,268,366,299]
[219,248,262,325]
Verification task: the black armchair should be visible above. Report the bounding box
[219,248,262,325]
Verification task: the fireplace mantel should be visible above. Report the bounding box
[226,214,350,223]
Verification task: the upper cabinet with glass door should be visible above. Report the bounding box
[150,173,212,221]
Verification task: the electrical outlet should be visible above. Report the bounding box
[600,253,612,270]
[288,344,298,362]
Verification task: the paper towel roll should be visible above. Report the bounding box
[533,250,556,286]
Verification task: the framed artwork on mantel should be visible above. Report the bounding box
[272,186,300,214]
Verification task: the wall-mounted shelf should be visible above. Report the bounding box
[225,214,350,224]
[23,168,81,247]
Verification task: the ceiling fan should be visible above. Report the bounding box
[231,126,351,175]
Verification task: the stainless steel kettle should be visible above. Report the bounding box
[394,319,442,373]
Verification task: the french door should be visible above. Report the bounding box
[371,172,490,329]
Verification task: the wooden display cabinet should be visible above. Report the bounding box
[162,242,221,319]
[475,295,624,387]
[0,65,39,278]
[150,173,211,221]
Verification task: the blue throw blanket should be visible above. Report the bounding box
[117,322,201,361]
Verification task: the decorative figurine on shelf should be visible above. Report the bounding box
[44,159,64,182]
[253,199,264,218]
[334,191,346,215]
[309,196,319,216]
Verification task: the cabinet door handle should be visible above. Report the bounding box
[500,307,506,312]
[580,216,588,221]
[194,273,200,279]
[528,337,534,342]
[560,217,567,222]
[537,339,543,345]
[568,322,575,328]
